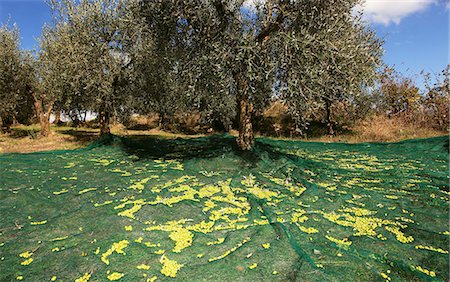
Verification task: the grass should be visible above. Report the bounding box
[0,125,205,154]
[0,134,448,281]
[267,115,447,143]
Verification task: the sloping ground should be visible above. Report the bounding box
[0,135,448,281]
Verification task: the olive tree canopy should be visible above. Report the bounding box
[41,0,145,135]
[0,24,22,130]
[133,0,383,149]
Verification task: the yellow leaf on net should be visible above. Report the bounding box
[30,220,47,225]
[107,272,125,281]
[78,188,97,194]
[53,189,68,195]
[19,251,33,258]
[101,240,129,265]
[20,258,33,266]
[154,249,165,255]
[160,255,183,278]
[137,264,151,270]
[75,273,91,282]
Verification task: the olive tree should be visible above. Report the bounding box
[128,1,195,128]
[421,65,449,131]
[375,67,421,118]
[42,0,141,135]
[0,23,22,130]
[135,0,382,149]
[0,24,39,132]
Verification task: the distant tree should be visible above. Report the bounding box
[376,67,421,118]
[0,23,22,131]
[36,18,68,136]
[0,24,37,132]
[42,0,141,135]
[135,0,382,149]
[422,65,449,131]
[323,88,375,133]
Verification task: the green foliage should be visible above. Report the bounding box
[0,24,25,121]
[376,67,421,117]
[372,65,448,132]
[133,0,382,139]
[421,65,449,131]
[2,0,387,140]
[41,0,143,131]
[0,24,37,128]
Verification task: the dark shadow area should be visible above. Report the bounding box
[95,134,272,166]
[103,133,334,171]
[303,121,355,138]
[8,127,39,139]
[125,123,155,131]
[119,134,236,158]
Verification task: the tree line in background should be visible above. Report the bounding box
[0,0,447,149]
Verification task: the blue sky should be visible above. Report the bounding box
[367,1,449,80]
[1,0,448,81]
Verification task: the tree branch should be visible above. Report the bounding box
[255,1,287,43]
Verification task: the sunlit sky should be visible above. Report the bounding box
[1,0,448,82]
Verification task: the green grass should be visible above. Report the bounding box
[0,135,448,281]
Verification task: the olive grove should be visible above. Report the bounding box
[1,0,384,148]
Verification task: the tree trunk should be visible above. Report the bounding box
[12,114,18,125]
[99,111,111,135]
[324,99,334,136]
[41,109,52,137]
[158,112,168,129]
[237,94,254,150]
[54,110,61,124]
[0,115,3,133]
[32,93,53,137]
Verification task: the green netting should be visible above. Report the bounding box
[0,134,448,281]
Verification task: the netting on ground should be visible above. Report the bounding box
[0,134,448,281]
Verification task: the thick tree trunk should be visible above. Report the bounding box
[99,111,111,135]
[237,94,254,150]
[41,112,52,137]
[32,93,53,137]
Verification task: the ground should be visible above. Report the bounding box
[0,134,448,281]
[0,125,205,154]
[0,117,446,154]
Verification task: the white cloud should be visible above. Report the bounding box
[360,0,437,25]
[243,0,439,25]
[245,0,439,25]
